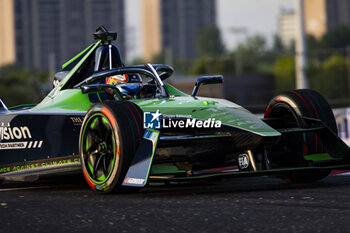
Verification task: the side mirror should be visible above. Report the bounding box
[191,75,223,97]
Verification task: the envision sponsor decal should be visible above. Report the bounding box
[0,123,43,150]
[143,110,221,129]
[0,123,31,140]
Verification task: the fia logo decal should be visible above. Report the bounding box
[238,153,250,169]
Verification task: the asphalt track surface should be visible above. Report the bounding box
[1,174,350,233]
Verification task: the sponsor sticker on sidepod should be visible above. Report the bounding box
[0,123,43,150]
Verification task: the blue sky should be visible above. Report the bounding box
[126,0,295,61]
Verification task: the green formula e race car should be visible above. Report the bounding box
[0,26,349,193]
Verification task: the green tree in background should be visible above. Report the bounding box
[191,27,229,75]
[274,54,349,103]
[235,34,276,74]
[236,34,267,55]
[273,56,295,92]
[272,34,285,53]
[308,25,350,50]
[191,34,275,75]
[310,55,349,100]
[321,26,350,48]
[190,56,236,75]
[0,65,49,107]
[196,27,225,57]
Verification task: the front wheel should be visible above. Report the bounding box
[79,101,143,193]
[264,89,337,183]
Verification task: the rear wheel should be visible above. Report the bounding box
[264,89,337,182]
[79,101,143,193]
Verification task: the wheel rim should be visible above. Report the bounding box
[81,113,117,183]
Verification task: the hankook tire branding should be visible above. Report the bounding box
[0,123,43,150]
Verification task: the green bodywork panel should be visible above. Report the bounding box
[132,96,280,137]
[304,153,337,161]
[31,89,92,113]
[150,165,187,175]
[164,84,188,97]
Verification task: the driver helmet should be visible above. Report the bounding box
[105,73,142,98]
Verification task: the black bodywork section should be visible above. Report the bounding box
[0,110,84,171]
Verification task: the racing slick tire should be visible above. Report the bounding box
[79,101,144,193]
[264,89,337,183]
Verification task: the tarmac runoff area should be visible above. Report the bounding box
[1,172,350,232]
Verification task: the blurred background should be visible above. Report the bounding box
[0,0,350,113]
